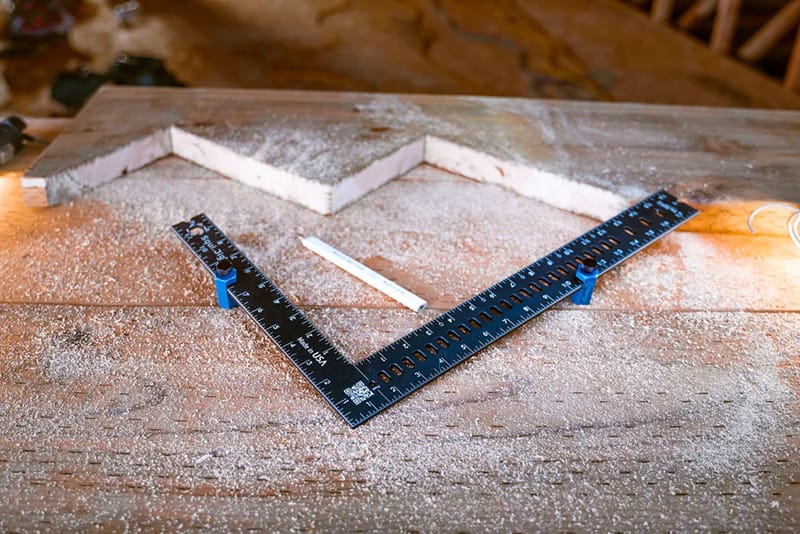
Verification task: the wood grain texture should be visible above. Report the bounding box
[7,157,800,312]
[22,87,800,222]
[2,304,798,531]
[2,101,800,531]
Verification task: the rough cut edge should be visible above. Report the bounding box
[170,127,334,214]
[21,127,632,219]
[424,136,629,221]
[21,130,172,207]
[329,138,425,213]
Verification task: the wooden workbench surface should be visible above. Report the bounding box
[1,97,799,531]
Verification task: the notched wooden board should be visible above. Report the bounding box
[22,87,800,220]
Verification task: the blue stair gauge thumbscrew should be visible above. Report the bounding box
[571,257,598,305]
[214,259,238,309]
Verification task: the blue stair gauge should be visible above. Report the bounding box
[571,257,599,305]
[214,259,238,309]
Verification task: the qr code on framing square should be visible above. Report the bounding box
[344,381,373,405]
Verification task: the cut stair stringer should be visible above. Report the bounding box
[23,126,629,221]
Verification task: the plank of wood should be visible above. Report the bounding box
[738,0,800,62]
[21,87,800,224]
[6,158,800,313]
[2,94,799,530]
[8,140,796,247]
[710,0,742,53]
[0,303,797,530]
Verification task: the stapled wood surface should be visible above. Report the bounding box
[1,108,799,530]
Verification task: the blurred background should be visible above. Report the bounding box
[2,0,800,116]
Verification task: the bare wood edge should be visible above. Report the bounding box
[329,138,425,214]
[170,127,334,215]
[27,120,797,237]
[21,130,173,207]
[424,137,628,221]
[21,127,630,221]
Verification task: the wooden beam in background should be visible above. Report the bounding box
[710,0,741,53]
[786,26,800,92]
[651,0,675,23]
[679,0,719,30]
[739,0,800,62]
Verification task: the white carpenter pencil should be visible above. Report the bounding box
[300,236,428,313]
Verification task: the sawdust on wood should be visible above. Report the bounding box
[2,152,800,529]
[5,157,799,312]
[1,302,798,530]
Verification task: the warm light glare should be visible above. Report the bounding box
[0,178,15,218]
[748,203,800,254]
